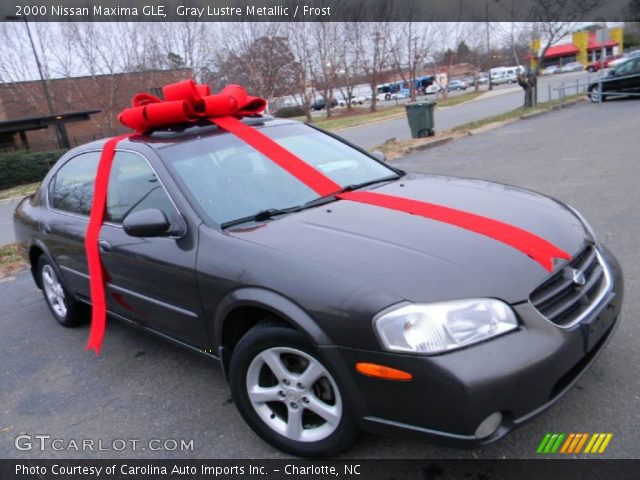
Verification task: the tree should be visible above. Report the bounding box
[456,40,472,63]
[217,34,300,102]
[354,23,392,112]
[286,23,315,122]
[390,23,433,101]
[519,0,601,107]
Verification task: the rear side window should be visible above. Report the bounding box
[50,151,100,215]
[50,150,177,223]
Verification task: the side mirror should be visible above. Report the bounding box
[371,150,386,162]
[123,209,171,237]
[607,69,616,77]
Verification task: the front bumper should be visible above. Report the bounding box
[319,246,624,447]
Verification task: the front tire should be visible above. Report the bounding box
[37,255,88,327]
[589,85,606,103]
[229,323,358,457]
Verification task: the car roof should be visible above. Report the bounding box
[72,115,298,152]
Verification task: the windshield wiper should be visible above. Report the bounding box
[221,175,401,229]
[221,206,303,229]
[302,174,401,208]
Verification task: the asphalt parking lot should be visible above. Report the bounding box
[1,98,638,459]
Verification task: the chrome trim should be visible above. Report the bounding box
[45,148,186,237]
[532,247,613,330]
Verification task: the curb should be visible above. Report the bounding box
[412,136,456,151]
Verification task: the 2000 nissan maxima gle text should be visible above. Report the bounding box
[13,117,623,457]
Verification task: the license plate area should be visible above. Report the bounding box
[580,293,617,352]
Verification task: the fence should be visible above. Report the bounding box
[543,72,640,108]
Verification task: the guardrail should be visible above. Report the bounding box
[551,75,640,107]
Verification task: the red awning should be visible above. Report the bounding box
[544,44,579,58]
[587,32,618,50]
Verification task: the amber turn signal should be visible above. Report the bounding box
[355,362,413,381]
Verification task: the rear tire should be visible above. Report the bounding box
[229,323,359,457]
[37,255,88,327]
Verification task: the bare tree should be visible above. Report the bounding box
[354,22,392,112]
[286,23,315,122]
[517,0,601,107]
[390,22,433,101]
[335,23,362,112]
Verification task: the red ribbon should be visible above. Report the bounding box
[85,134,131,353]
[86,78,570,354]
[86,80,341,353]
[338,191,570,272]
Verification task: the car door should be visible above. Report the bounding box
[624,58,640,93]
[45,150,101,299]
[97,149,208,346]
[606,60,634,93]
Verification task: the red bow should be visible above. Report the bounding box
[118,80,267,132]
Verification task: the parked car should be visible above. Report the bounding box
[587,56,640,102]
[560,62,584,73]
[311,98,338,110]
[585,55,622,72]
[446,79,468,91]
[14,116,623,457]
[542,65,560,75]
[609,49,640,69]
[424,84,442,94]
[338,95,365,107]
[477,75,490,84]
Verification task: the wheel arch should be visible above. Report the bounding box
[212,287,332,377]
[27,238,54,289]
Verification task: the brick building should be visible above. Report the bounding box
[0,68,192,151]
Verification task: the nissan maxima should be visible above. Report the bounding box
[13,117,623,457]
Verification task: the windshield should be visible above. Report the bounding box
[158,123,397,226]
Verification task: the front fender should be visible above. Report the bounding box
[212,287,332,351]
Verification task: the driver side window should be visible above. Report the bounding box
[106,151,177,224]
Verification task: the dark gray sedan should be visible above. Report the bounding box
[13,117,623,457]
[588,56,640,102]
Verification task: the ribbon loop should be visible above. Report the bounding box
[117,80,267,133]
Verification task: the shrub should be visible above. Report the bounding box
[0,149,66,190]
[274,105,306,118]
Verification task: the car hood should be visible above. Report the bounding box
[227,174,589,304]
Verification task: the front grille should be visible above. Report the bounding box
[530,246,611,328]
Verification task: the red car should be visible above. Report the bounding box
[586,55,621,72]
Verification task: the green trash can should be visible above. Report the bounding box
[405,100,436,138]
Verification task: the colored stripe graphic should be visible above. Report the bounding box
[560,433,575,453]
[539,433,613,454]
[598,434,613,453]
[574,433,589,453]
[537,433,552,453]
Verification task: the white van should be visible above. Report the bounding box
[490,66,524,85]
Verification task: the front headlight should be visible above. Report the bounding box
[375,299,518,354]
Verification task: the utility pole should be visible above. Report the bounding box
[485,1,493,91]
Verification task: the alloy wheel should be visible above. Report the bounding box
[245,347,342,443]
[42,264,67,317]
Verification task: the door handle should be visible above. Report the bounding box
[43,225,52,234]
[98,240,112,253]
